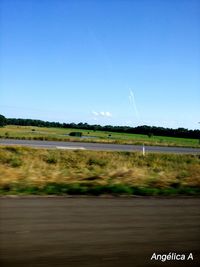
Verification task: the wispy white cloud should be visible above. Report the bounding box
[99,111,105,116]
[105,111,112,117]
[92,111,99,116]
[92,111,112,117]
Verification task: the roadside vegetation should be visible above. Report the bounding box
[0,125,199,148]
[0,146,199,196]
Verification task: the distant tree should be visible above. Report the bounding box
[0,114,7,127]
[69,132,82,137]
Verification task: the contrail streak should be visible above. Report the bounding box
[129,88,140,120]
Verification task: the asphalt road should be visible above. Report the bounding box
[0,197,200,267]
[0,139,200,154]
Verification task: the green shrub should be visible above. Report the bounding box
[10,157,22,167]
[69,132,82,137]
[1,184,11,192]
[44,154,58,164]
[67,184,87,195]
[5,132,9,138]
[0,183,200,196]
[4,146,20,153]
[108,184,133,195]
[86,185,106,195]
[87,158,107,167]
[42,183,63,194]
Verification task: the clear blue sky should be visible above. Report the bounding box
[1,0,199,129]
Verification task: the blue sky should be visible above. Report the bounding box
[0,0,199,129]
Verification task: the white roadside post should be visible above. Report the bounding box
[142,143,145,156]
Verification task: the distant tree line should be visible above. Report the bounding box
[1,115,200,139]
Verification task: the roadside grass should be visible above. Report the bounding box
[0,125,199,148]
[0,146,199,196]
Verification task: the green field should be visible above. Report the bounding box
[0,146,200,196]
[0,125,199,148]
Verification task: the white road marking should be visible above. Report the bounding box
[56,146,86,150]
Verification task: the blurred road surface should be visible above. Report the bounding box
[0,197,200,267]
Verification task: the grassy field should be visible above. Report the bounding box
[0,125,199,148]
[0,146,199,196]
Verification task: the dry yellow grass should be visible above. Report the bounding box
[0,146,200,193]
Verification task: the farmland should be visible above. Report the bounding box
[0,125,199,148]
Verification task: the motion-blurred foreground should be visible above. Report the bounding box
[0,197,200,267]
[0,146,200,196]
